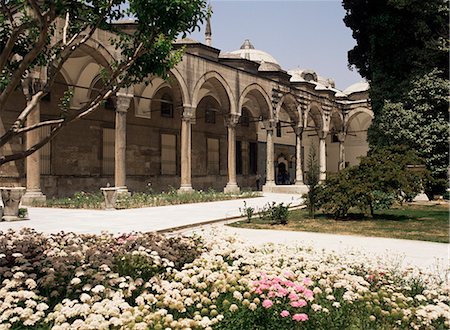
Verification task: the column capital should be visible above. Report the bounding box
[263,119,276,131]
[21,66,48,101]
[182,106,195,121]
[336,132,346,142]
[116,92,133,113]
[317,130,328,139]
[292,125,304,136]
[224,113,240,128]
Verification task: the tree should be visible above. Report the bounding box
[369,70,449,196]
[0,0,208,165]
[342,0,449,195]
[303,145,320,218]
[316,147,424,219]
[342,0,449,113]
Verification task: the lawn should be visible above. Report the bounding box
[230,203,449,243]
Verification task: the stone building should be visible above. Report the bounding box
[0,19,372,202]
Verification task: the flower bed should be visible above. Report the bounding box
[33,190,261,209]
[0,229,448,329]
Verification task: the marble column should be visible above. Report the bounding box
[293,126,304,184]
[22,71,46,205]
[114,92,132,192]
[224,114,240,193]
[179,107,194,192]
[263,120,276,188]
[337,132,346,171]
[318,131,328,182]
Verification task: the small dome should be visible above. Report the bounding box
[288,68,318,83]
[343,81,369,94]
[229,39,280,67]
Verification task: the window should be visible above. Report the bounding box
[102,128,115,175]
[276,122,282,137]
[39,126,51,175]
[161,134,177,175]
[160,93,173,118]
[207,138,219,174]
[240,109,250,127]
[236,141,242,175]
[331,133,339,143]
[249,142,257,175]
[205,105,216,124]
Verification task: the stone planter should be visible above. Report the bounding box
[0,187,27,221]
[101,187,119,210]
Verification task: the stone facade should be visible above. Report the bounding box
[0,25,372,199]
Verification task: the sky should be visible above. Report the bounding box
[188,0,364,90]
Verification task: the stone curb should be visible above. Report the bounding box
[159,204,306,235]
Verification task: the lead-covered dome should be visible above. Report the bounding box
[343,81,369,95]
[229,39,281,70]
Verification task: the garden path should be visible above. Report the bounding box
[0,193,300,234]
[0,192,447,277]
[183,226,449,278]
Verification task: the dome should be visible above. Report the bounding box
[229,39,281,69]
[288,68,318,83]
[343,81,369,95]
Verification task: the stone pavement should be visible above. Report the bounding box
[0,193,300,234]
[0,192,447,277]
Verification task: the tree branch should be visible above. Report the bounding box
[0,90,44,148]
[16,119,64,134]
[0,21,50,111]
[0,124,64,166]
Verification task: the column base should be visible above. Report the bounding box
[178,184,194,193]
[115,186,130,196]
[22,190,46,206]
[224,183,240,194]
[262,181,276,192]
[263,183,309,194]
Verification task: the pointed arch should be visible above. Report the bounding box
[192,71,237,115]
[169,67,191,107]
[275,93,300,124]
[238,83,272,120]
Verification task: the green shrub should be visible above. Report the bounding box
[316,146,424,218]
[303,145,320,218]
[258,202,290,225]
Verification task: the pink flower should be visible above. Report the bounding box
[288,293,299,301]
[303,289,314,298]
[303,278,312,286]
[292,313,309,322]
[294,284,305,292]
[280,310,290,317]
[262,299,273,309]
[291,299,307,308]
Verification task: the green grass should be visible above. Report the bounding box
[230,203,449,243]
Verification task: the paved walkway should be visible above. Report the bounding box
[183,226,449,277]
[0,193,300,234]
[0,193,447,276]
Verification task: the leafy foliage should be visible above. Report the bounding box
[303,145,320,218]
[258,202,290,225]
[316,147,424,218]
[343,0,449,195]
[369,70,449,195]
[33,189,261,209]
[342,0,449,112]
[0,0,208,164]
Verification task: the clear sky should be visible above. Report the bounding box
[188,0,364,91]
